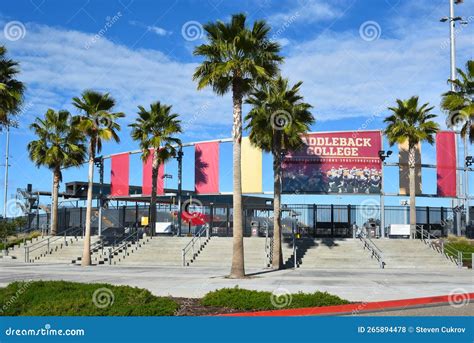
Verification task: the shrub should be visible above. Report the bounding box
[0,281,178,316]
[201,287,349,311]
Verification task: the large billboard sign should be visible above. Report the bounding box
[282,131,382,194]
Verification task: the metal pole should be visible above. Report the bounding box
[3,126,10,218]
[97,157,104,237]
[380,164,385,238]
[177,147,183,236]
[447,0,462,235]
[464,136,469,227]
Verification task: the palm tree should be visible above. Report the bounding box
[384,96,439,238]
[0,46,25,128]
[27,110,86,236]
[441,60,473,143]
[193,13,283,278]
[245,76,314,269]
[72,90,124,266]
[129,102,182,237]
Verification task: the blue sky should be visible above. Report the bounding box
[0,0,472,212]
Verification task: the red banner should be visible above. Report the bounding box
[110,153,129,196]
[195,142,219,194]
[282,131,382,194]
[436,131,457,197]
[142,149,164,195]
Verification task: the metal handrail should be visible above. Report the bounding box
[182,225,209,266]
[24,226,83,262]
[107,229,140,265]
[357,231,385,268]
[415,225,467,268]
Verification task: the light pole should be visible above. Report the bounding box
[378,150,392,238]
[176,147,183,236]
[3,126,10,218]
[440,0,468,235]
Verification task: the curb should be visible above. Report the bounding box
[220,293,474,317]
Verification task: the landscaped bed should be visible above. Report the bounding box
[0,281,350,316]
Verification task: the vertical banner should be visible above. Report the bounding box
[398,141,422,195]
[282,131,382,194]
[110,153,130,196]
[436,131,457,197]
[142,149,164,195]
[195,142,219,194]
[241,137,262,193]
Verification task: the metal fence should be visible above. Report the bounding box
[22,203,456,238]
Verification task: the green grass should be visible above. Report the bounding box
[0,281,178,316]
[201,287,350,311]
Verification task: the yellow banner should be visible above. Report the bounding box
[241,137,262,193]
[398,140,422,195]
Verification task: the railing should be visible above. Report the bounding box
[24,226,83,263]
[416,225,469,269]
[182,225,210,267]
[107,229,141,265]
[357,230,385,269]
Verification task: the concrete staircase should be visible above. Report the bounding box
[116,236,189,266]
[282,238,380,269]
[373,239,458,269]
[191,237,269,270]
[38,236,100,264]
[5,235,86,263]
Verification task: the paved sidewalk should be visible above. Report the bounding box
[1,262,473,302]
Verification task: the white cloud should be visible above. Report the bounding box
[129,20,172,36]
[1,22,230,135]
[268,0,345,26]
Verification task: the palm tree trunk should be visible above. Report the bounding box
[50,167,60,236]
[81,138,95,266]
[272,147,283,269]
[408,145,417,239]
[229,81,245,279]
[149,150,159,237]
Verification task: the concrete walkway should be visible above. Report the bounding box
[0,262,472,302]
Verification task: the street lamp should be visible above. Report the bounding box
[94,156,104,237]
[440,0,468,235]
[378,150,392,162]
[378,150,392,238]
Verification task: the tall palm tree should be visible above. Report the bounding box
[0,46,25,128]
[72,90,124,266]
[129,102,182,236]
[193,13,283,278]
[384,96,439,238]
[27,110,86,236]
[441,60,473,143]
[245,76,314,269]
